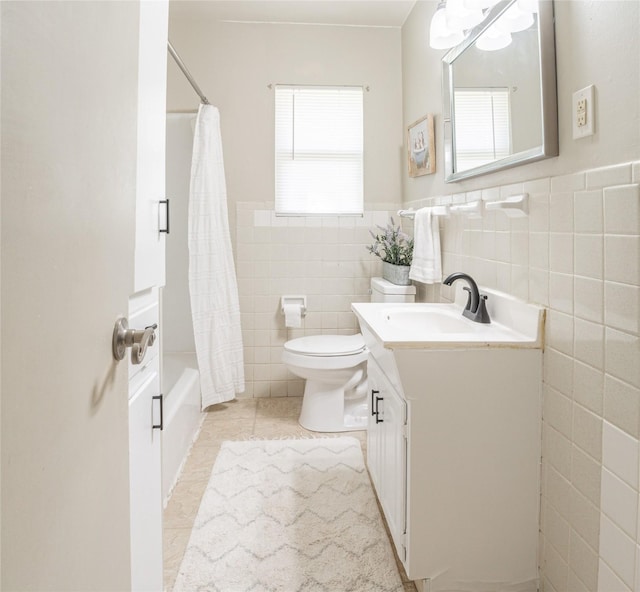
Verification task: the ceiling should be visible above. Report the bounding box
[169,0,417,28]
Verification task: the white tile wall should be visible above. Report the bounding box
[602,421,639,489]
[235,201,399,398]
[601,467,638,539]
[600,514,636,587]
[404,161,640,590]
[598,558,632,592]
[587,164,633,191]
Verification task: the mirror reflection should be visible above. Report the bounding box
[443,0,558,182]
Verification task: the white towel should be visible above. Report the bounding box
[188,104,245,409]
[409,207,442,284]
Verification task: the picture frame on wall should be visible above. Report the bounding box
[407,114,435,177]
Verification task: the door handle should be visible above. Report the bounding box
[159,198,170,234]
[112,317,158,364]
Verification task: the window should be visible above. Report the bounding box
[275,85,363,216]
[453,88,511,173]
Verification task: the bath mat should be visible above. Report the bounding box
[173,437,405,592]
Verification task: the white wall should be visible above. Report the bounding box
[167,17,404,397]
[167,18,404,210]
[401,1,640,589]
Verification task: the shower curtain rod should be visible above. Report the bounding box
[167,40,210,105]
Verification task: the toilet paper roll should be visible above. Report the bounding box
[283,303,302,328]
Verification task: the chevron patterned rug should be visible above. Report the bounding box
[173,437,405,592]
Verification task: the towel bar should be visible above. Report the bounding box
[398,206,449,219]
[450,201,482,217]
[484,193,529,217]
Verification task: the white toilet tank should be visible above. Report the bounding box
[370,277,416,303]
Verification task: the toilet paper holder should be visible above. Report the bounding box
[281,295,307,318]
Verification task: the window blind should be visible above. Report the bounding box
[275,85,363,216]
[453,88,511,172]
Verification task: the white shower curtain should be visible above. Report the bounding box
[188,104,245,408]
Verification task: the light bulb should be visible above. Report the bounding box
[446,0,484,31]
[494,4,535,32]
[463,0,499,9]
[517,0,539,13]
[476,24,512,50]
[429,2,465,49]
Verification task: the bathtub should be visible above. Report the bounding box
[162,352,203,505]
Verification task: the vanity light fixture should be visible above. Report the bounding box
[517,0,539,12]
[445,0,484,31]
[429,0,537,51]
[463,0,500,9]
[429,1,465,49]
[494,3,535,32]
[475,24,513,50]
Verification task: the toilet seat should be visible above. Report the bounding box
[282,334,368,371]
[283,334,366,357]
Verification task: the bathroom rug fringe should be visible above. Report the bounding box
[172,437,404,592]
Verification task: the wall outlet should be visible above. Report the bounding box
[573,85,595,139]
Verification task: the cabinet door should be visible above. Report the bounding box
[134,0,168,292]
[366,359,384,494]
[129,357,163,592]
[366,358,407,559]
[379,385,407,558]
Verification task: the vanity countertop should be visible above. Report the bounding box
[352,287,545,350]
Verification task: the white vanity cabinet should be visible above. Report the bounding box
[354,292,545,592]
[366,347,542,592]
[366,357,407,560]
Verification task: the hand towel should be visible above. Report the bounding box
[409,207,442,284]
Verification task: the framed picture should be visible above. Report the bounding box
[407,114,435,177]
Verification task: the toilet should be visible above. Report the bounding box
[282,277,416,432]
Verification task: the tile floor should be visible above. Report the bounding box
[163,396,417,592]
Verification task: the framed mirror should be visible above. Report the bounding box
[442,0,558,183]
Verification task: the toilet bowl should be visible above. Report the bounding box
[282,334,368,432]
[282,277,416,433]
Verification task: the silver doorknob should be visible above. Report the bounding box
[112,317,158,365]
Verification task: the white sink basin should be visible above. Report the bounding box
[382,306,484,334]
[352,287,545,349]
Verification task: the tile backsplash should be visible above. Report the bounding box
[405,161,640,591]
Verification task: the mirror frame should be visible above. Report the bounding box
[442,0,558,183]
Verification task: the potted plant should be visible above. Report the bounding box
[366,217,414,285]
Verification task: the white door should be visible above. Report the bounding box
[1,2,141,590]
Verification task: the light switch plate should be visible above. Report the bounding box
[573,85,595,139]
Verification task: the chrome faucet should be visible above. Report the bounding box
[443,272,491,324]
